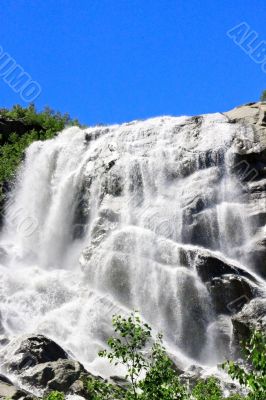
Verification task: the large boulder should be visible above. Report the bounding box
[195,253,256,283]
[21,359,88,393]
[1,334,68,373]
[0,380,34,400]
[207,275,255,315]
[0,334,97,396]
[232,298,266,344]
[0,375,34,400]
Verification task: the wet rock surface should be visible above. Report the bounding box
[225,102,266,278]
[232,298,266,343]
[0,334,94,398]
[207,275,255,315]
[21,359,88,393]
[0,103,266,397]
[0,380,34,400]
[1,335,69,373]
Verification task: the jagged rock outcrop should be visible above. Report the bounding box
[1,335,69,373]
[0,334,95,398]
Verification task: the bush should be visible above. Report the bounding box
[85,375,125,399]
[140,334,189,400]
[223,329,266,400]
[192,377,222,400]
[44,391,65,400]
[93,311,189,400]
[0,103,81,204]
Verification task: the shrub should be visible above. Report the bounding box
[0,103,81,204]
[94,311,189,400]
[44,391,65,400]
[85,375,124,399]
[192,377,222,400]
[223,329,266,400]
[140,334,189,400]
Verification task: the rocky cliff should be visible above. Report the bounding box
[0,102,265,398]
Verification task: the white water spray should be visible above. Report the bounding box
[0,113,263,374]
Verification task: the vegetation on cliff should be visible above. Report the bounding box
[0,104,80,206]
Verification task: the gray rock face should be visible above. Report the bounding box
[195,253,256,283]
[207,275,255,315]
[0,373,33,400]
[224,102,266,143]
[0,374,12,385]
[1,334,68,373]
[77,104,266,355]
[0,334,94,397]
[21,359,87,392]
[232,298,266,343]
[0,380,34,400]
[225,102,266,278]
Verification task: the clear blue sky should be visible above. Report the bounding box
[0,0,266,125]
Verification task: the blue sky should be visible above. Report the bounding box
[0,0,266,125]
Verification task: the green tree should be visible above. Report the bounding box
[96,311,188,400]
[99,312,152,399]
[140,333,189,400]
[223,329,266,400]
[0,104,81,205]
[85,376,124,400]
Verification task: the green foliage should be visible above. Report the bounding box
[260,90,266,101]
[0,103,80,203]
[85,376,124,399]
[192,377,222,400]
[96,311,189,400]
[87,312,258,400]
[99,312,152,398]
[86,312,258,399]
[140,334,189,400]
[0,103,77,137]
[223,329,266,400]
[43,391,65,400]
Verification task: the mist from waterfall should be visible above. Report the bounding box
[0,113,260,375]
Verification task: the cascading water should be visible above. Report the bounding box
[0,112,264,376]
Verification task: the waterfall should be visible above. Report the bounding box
[0,113,263,375]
